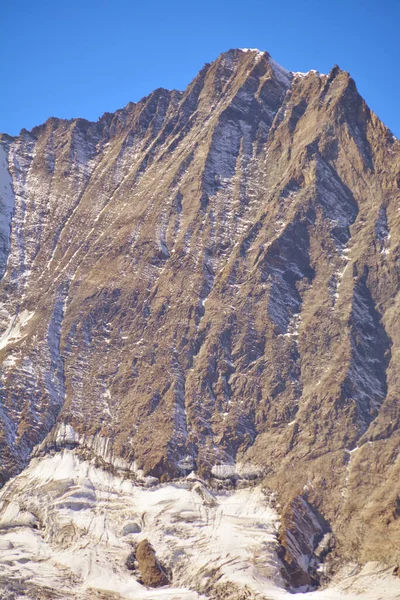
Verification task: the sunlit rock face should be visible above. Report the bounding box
[0,48,400,591]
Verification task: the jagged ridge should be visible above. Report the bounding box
[0,49,399,582]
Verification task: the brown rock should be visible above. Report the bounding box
[135,539,169,587]
[0,48,399,570]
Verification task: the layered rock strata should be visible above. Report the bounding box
[0,49,399,578]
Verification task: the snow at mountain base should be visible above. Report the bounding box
[0,451,399,600]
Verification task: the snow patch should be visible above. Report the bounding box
[0,144,15,280]
[291,70,325,78]
[0,309,34,350]
[239,48,265,57]
[211,462,264,480]
[0,450,282,599]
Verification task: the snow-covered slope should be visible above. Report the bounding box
[1,450,399,600]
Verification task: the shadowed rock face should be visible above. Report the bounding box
[0,49,399,571]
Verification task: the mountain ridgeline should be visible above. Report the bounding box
[0,49,399,585]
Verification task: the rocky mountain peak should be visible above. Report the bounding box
[0,49,399,593]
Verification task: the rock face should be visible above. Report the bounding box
[278,495,329,586]
[135,539,170,587]
[0,48,399,578]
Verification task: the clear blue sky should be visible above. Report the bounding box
[1,0,399,137]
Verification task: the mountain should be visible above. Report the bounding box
[0,49,399,598]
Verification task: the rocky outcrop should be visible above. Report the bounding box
[134,539,170,587]
[279,496,330,587]
[0,48,399,572]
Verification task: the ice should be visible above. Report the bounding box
[0,451,282,599]
[0,450,399,599]
[42,422,139,473]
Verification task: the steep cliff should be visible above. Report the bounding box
[0,49,399,585]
